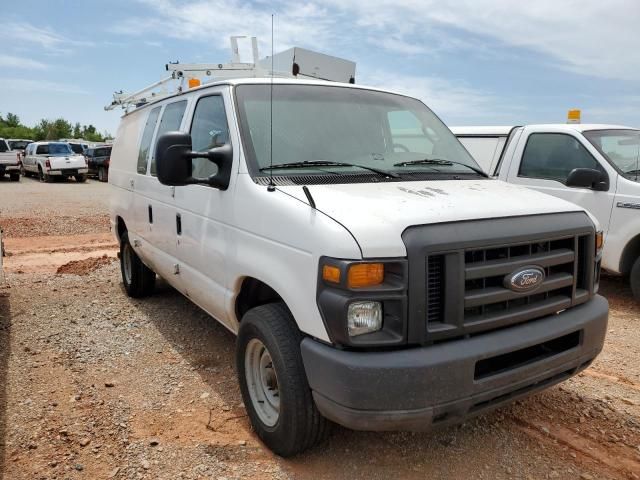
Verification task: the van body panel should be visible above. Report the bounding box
[280,179,583,258]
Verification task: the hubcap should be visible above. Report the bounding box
[122,243,133,285]
[245,338,280,427]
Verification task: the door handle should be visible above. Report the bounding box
[148,205,153,224]
[176,213,182,235]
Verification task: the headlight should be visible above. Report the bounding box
[347,301,382,337]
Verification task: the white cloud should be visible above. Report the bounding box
[122,0,640,82]
[0,54,48,70]
[360,69,516,123]
[0,78,90,95]
[324,0,640,81]
[0,23,94,55]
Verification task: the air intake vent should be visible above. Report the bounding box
[426,255,445,324]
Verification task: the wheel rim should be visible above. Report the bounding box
[122,243,133,285]
[245,338,280,427]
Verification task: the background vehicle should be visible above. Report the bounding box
[0,138,20,181]
[84,145,111,182]
[108,41,607,456]
[22,141,88,182]
[7,139,32,153]
[67,141,88,154]
[453,124,640,298]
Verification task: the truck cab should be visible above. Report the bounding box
[0,138,20,181]
[108,45,607,456]
[453,124,640,298]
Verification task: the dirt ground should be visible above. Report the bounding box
[1,176,639,480]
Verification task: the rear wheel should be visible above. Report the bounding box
[630,256,640,301]
[120,232,155,298]
[9,173,19,182]
[38,167,51,183]
[75,174,87,183]
[98,167,108,182]
[236,303,330,457]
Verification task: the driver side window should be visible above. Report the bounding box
[387,110,434,154]
[519,133,600,183]
[190,95,229,178]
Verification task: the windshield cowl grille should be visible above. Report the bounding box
[254,171,484,186]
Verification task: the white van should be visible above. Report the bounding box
[109,78,608,456]
[452,124,640,299]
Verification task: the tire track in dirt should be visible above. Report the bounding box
[512,416,640,479]
[3,233,118,274]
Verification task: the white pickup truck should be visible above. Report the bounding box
[0,138,20,181]
[452,124,640,298]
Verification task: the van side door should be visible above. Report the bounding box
[131,101,188,281]
[505,127,617,236]
[172,88,236,327]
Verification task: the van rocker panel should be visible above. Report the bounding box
[301,295,607,431]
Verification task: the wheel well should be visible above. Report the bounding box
[236,278,283,321]
[619,234,640,275]
[116,217,127,243]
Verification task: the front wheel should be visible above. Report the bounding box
[630,256,640,301]
[236,303,330,457]
[120,232,155,298]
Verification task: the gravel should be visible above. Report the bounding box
[1,176,639,479]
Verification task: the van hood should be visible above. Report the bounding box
[279,179,586,258]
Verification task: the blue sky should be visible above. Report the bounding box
[1,0,639,136]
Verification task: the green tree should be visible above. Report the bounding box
[5,113,20,128]
[73,122,82,139]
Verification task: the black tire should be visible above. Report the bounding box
[9,173,19,182]
[119,231,155,298]
[98,167,108,182]
[630,256,640,301]
[236,303,330,457]
[39,167,52,183]
[75,174,87,183]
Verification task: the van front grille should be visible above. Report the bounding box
[402,213,597,345]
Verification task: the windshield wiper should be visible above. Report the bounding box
[393,158,488,177]
[260,160,400,178]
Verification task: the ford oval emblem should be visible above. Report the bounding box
[504,266,545,293]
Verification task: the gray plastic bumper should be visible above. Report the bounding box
[301,295,608,431]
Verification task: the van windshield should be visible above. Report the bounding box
[235,84,480,180]
[584,129,640,181]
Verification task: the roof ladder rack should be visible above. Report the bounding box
[105,36,356,111]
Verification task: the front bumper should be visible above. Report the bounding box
[301,295,608,431]
[48,167,88,176]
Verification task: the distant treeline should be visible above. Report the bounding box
[0,113,112,143]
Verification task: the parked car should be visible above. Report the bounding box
[0,138,20,181]
[84,145,111,182]
[452,124,640,299]
[22,141,88,182]
[67,141,88,154]
[110,78,607,457]
[7,139,32,152]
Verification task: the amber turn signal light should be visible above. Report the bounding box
[322,265,341,284]
[348,263,384,288]
[595,231,604,253]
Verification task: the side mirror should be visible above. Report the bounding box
[155,131,233,190]
[566,168,609,191]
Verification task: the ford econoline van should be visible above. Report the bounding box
[109,78,608,456]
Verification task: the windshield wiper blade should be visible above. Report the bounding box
[260,160,400,178]
[393,158,488,177]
